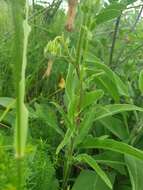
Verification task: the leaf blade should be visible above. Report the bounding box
[75,154,112,189]
[80,137,143,160]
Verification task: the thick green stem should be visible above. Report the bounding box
[12,0,24,158]
[12,0,30,189]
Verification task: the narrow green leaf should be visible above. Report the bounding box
[33,103,64,137]
[95,3,126,25]
[125,155,143,190]
[81,89,104,111]
[80,137,143,160]
[72,170,115,190]
[86,60,129,97]
[139,69,143,94]
[75,154,112,189]
[96,9,121,25]
[99,117,129,140]
[74,108,95,147]
[94,75,120,101]
[65,64,75,101]
[67,94,79,122]
[75,104,142,147]
[94,104,143,121]
[51,102,72,129]
[65,64,79,103]
[94,151,126,175]
[56,128,74,155]
[0,97,15,108]
[0,99,16,122]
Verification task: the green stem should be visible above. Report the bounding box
[17,158,23,190]
[62,7,92,189]
[77,13,91,116]
[62,142,74,190]
[76,13,87,77]
[122,113,129,135]
[12,0,30,189]
[12,0,24,158]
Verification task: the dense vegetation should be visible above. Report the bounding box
[1,0,143,189]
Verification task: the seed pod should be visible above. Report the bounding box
[65,0,78,32]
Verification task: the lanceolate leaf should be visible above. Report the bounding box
[96,10,121,25]
[0,98,16,122]
[75,154,112,189]
[74,104,142,147]
[74,108,95,147]
[65,64,75,101]
[86,60,129,97]
[56,128,75,155]
[94,151,125,166]
[80,137,143,160]
[94,2,126,25]
[67,94,79,122]
[51,102,72,129]
[81,89,104,111]
[125,155,143,190]
[33,103,64,137]
[94,151,126,175]
[72,170,115,190]
[0,97,15,108]
[65,64,79,103]
[99,117,129,140]
[93,75,120,101]
[94,104,143,121]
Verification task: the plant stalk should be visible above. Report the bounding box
[62,5,92,189]
[109,15,121,66]
[12,0,30,189]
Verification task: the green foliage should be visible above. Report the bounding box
[72,170,115,190]
[1,0,143,190]
[75,154,112,189]
[139,69,143,94]
[80,137,143,160]
[26,142,59,190]
[125,155,143,190]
